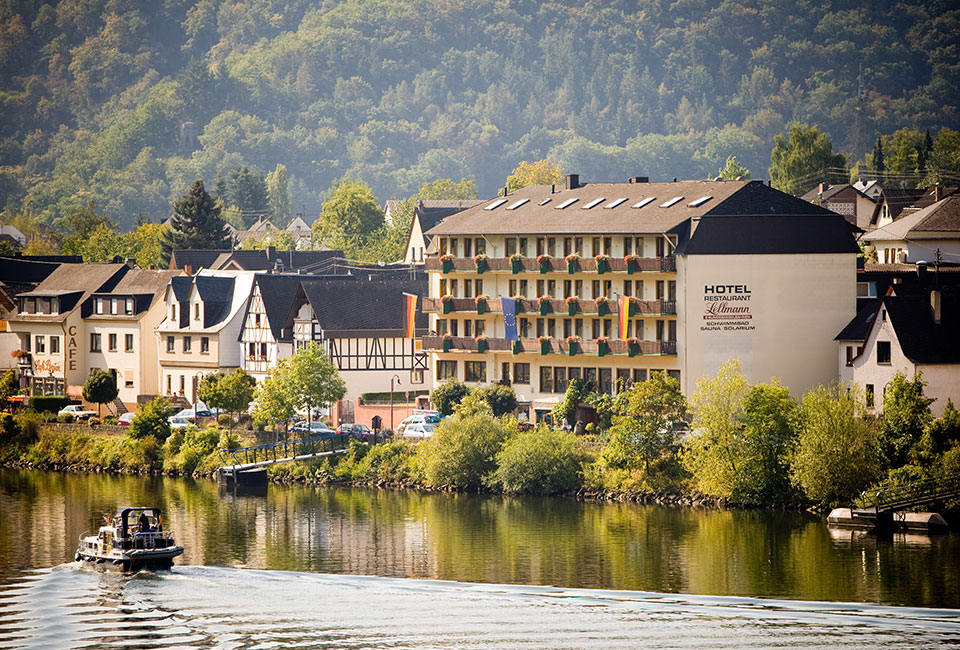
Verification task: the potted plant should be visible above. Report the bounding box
[474,253,488,274]
[595,295,609,316]
[475,294,489,314]
[565,252,580,274]
[564,295,579,316]
[538,335,552,355]
[538,294,552,315]
[476,334,488,354]
[442,332,453,352]
[440,253,454,274]
[512,339,524,354]
[624,254,640,274]
[596,335,610,357]
[510,252,524,274]
[441,294,454,314]
[626,336,640,357]
[512,295,525,313]
[566,335,580,356]
[594,253,610,274]
[537,253,552,274]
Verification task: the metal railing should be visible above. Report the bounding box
[856,472,960,513]
[217,432,369,469]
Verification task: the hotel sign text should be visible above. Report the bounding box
[701,284,755,332]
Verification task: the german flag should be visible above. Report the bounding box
[618,294,630,340]
[403,293,418,339]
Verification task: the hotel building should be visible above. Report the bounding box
[421,176,860,420]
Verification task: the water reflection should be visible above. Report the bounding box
[1,468,958,608]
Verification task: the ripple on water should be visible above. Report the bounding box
[0,565,957,649]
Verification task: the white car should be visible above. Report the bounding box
[396,413,441,434]
[402,423,436,439]
[58,404,97,420]
[117,412,136,426]
[167,416,193,430]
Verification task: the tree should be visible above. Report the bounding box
[769,123,847,196]
[431,379,470,416]
[552,378,591,425]
[414,178,478,200]
[718,155,751,180]
[0,368,19,400]
[604,371,687,474]
[82,369,118,418]
[485,426,585,495]
[123,223,168,269]
[877,372,934,471]
[129,396,171,441]
[737,381,799,503]
[197,369,256,429]
[416,410,509,489]
[161,180,229,265]
[287,343,346,421]
[505,160,564,193]
[475,384,518,417]
[56,201,115,256]
[313,179,384,249]
[790,384,879,506]
[231,166,269,225]
[252,358,297,436]
[265,163,291,226]
[871,137,885,173]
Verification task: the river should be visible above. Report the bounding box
[0,468,958,648]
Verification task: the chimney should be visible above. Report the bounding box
[935,185,943,201]
[265,246,276,261]
[184,264,193,276]
[629,176,649,184]
[125,258,136,269]
[565,174,580,190]
[931,290,942,325]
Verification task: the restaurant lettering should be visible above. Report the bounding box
[35,359,62,373]
[701,284,755,332]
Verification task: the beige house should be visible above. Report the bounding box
[156,269,255,403]
[421,176,859,420]
[862,195,960,266]
[402,200,484,264]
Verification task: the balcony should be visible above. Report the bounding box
[421,336,677,356]
[425,255,676,274]
[422,297,677,316]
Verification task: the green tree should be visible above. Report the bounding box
[197,369,256,429]
[129,396,171,441]
[878,372,934,471]
[604,371,687,474]
[0,368,19,400]
[123,222,168,269]
[230,166,269,225]
[485,426,585,495]
[313,179,384,250]
[56,201,115,256]
[871,137,886,173]
[790,384,879,506]
[927,128,960,184]
[914,400,960,464]
[161,179,229,265]
[431,379,470,416]
[416,410,509,489]
[265,163,291,226]
[475,384,518,417]
[769,123,847,196]
[82,369,118,418]
[414,178,478,200]
[737,380,799,503]
[287,343,346,421]
[552,378,591,424]
[718,155,751,180]
[252,358,297,436]
[505,160,565,193]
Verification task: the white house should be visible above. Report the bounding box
[862,195,960,266]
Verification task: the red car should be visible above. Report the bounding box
[336,423,375,442]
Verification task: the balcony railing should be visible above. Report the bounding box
[425,255,676,274]
[422,297,677,316]
[421,335,677,356]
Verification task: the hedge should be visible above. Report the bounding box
[359,390,429,405]
[28,396,71,414]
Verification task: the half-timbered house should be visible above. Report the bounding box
[239,274,303,382]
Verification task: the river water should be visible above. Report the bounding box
[0,468,958,648]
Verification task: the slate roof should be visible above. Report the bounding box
[12,263,129,321]
[677,215,861,255]
[195,276,235,328]
[249,274,306,340]
[864,195,960,241]
[835,299,881,341]
[870,187,958,226]
[884,290,960,364]
[169,250,228,271]
[211,249,344,272]
[0,257,62,294]
[296,275,428,336]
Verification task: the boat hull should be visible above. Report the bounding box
[76,546,184,573]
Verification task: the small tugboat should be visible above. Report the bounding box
[76,507,183,572]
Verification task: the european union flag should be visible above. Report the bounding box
[502,296,518,341]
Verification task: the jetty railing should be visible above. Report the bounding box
[217,432,383,470]
[856,471,960,513]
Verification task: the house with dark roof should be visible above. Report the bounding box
[169,247,344,274]
[870,186,957,230]
[421,175,860,417]
[837,285,960,417]
[799,183,877,231]
[156,270,255,404]
[861,194,960,265]
[0,256,66,370]
[402,200,484,264]
[238,274,305,382]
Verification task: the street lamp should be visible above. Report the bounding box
[390,374,401,433]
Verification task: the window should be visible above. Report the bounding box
[656,320,665,341]
[574,318,583,338]
[592,319,601,339]
[450,320,459,336]
[536,237,545,256]
[110,298,118,315]
[540,366,554,392]
[623,238,633,256]
[505,238,517,256]
[592,237,601,256]
[623,280,632,297]
[668,281,677,301]
[513,363,530,384]
[667,369,681,383]
[248,342,256,359]
[436,319,447,336]
[450,279,459,296]
[464,238,472,258]
[520,280,528,297]
[50,336,60,354]
[592,280,601,299]
[440,279,448,296]
[568,367,581,382]
[474,320,485,336]
[166,375,172,394]
[171,304,177,321]
[520,318,530,338]
[108,333,117,351]
[563,237,572,256]
[547,279,556,297]
[464,320,472,337]
[616,369,631,392]
[125,298,134,314]
[437,360,457,380]
[599,368,612,394]
[509,280,517,296]
[179,375,185,393]
[475,238,486,255]
[259,343,267,359]
[633,369,648,384]
[866,384,875,408]
[603,319,612,337]
[584,367,597,388]
[877,341,891,364]
[35,336,45,353]
[547,237,556,257]
[537,280,545,297]
[519,238,528,256]
[95,298,104,315]
[547,319,556,338]
[575,280,583,297]
[183,336,192,353]
[554,367,568,393]
[201,337,209,354]
[464,279,473,298]
[90,333,101,352]
[449,238,458,256]
[255,313,261,327]
[167,336,175,353]
[475,279,483,295]
[656,280,665,299]
[465,361,486,382]
[632,197,655,209]
[536,318,545,337]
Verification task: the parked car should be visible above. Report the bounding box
[168,416,193,430]
[290,421,336,436]
[117,412,136,426]
[174,407,214,423]
[58,404,97,420]
[336,423,375,442]
[396,413,441,435]
[401,423,436,439]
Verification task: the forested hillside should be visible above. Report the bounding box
[1,0,958,231]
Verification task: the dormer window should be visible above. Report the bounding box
[125,298,134,314]
[194,303,200,320]
[110,298,118,315]
[171,304,177,321]
[95,298,104,315]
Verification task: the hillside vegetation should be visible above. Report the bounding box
[1,0,958,230]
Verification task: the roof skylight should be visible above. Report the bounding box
[631,197,655,209]
[659,197,683,208]
[687,196,712,207]
[506,199,529,210]
[539,198,552,206]
[604,198,628,209]
[484,199,508,210]
[582,198,605,209]
[555,198,579,209]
